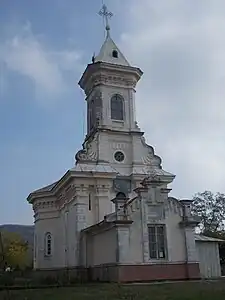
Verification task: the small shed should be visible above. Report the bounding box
[195,234,224,279]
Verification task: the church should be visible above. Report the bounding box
[27,5,222,282]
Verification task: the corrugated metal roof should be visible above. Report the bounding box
[29,163,118,197]
[33,181,58,194]
[95,35,130,66]
[195,234,225,243]
[132,166,174,177]
[72,163,118,173]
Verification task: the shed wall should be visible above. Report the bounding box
[196,241,221,278]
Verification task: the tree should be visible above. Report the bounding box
[191,191,225,234]
[0,231,5,270]
[0,231,30,270]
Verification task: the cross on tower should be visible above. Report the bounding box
[98,4,113,36]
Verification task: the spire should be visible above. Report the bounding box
[98,4,113,38]
[95,3,130,67]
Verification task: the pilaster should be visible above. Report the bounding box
[116,221,133,263]
[180,199,200,263]
[96,184,112,222]
[184,227,198,262]
[73,186,89,266]
[135,186,150,263]
[75,202,88,232]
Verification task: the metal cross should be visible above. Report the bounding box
[98,4,113,32]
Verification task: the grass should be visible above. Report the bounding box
[0,280,225,300]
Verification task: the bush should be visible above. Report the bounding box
[0,273,15,287]
[37,275,59,286]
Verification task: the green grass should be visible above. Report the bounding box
[0,281,225,300]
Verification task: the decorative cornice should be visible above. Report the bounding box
[79,62,142,96]
[179,218,200,228]
[33,200,57,211]
[79,61,142,88]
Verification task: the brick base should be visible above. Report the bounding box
[118,263,200,282]
[34,263,200,283]
[90,263,200,283]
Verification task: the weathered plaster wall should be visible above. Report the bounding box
[86,227,117,266]
[125,197,188,264]
[34,211,65,269]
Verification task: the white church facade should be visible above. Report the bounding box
[27,6,222,282]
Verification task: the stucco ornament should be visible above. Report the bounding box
[141,136,162,167]
[142,168,162,187]
[75,135,98,162]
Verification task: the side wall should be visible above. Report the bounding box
[125,199,187,264]
[196,241,221,278]
[34,212,65,269]
[84,226,117,267]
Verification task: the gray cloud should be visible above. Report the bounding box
[0,22,83,102]
[119,0,225,198]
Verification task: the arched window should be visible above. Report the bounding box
[116,192,126,199]
[112,50,118,58]
[111,94,124,120]
[45,232,52,256]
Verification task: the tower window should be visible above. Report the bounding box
[111,94,124,120]
[112,50,118,58]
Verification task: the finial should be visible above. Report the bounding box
[98,4,113,37]
[92,52,95,63]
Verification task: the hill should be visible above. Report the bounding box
[0,224,34,246]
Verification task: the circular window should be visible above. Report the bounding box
[114,151,125,162]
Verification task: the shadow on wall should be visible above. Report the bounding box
[221,264,225,276]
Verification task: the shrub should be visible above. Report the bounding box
[37,275,59,286]
[0,273,15,287]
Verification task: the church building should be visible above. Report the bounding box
[27,5,222,282]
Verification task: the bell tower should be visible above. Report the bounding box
[78,4,143,138]
[75,4,173,186]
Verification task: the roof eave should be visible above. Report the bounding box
[27,170,72,204]
[78,61,143,92]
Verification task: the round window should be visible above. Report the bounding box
[114,151,125,162]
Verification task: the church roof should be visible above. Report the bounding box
[195,234,225,243]
[95,34,130,67]
[32,181,58,194]
[72,163,118,174]
[132,166,175,178]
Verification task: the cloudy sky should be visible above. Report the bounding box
[1,0,225,225]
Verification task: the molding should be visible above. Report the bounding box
[79,62,143,95]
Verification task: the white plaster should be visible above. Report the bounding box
[27,30,199,273]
